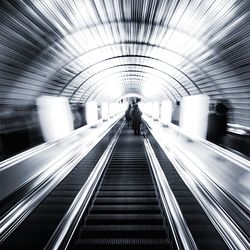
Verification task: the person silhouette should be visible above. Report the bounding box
[172,101,180,126]
[207,101,229,144]
[125,104,132,127]
[131,104,142,135]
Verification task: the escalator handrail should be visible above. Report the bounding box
[166,120,249,168]
[143,136,198,250]
[0,116,122,203]
[0,116,118,172]
[0,140,56,172]
[198,137,250,169]
[44,122,124,250]
[144,116,250,212]
[167,146,250,250]
[145,119,250,250]
[0,124,93,172]
[0,117,123,243]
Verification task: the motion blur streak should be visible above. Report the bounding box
[0,0,249,158]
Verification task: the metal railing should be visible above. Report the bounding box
[0,117,123,243]
[44,122,124,249]
[144,118,250,250]
[143,136,197,250]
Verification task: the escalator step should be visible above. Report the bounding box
[99,186,155,191]
[106,167,149,170]
[80,224,166,232]
[93,197,158,205]
[80,225,167,238]
[147,134,229,249]
[74,238,169,250]
[102,180,152,183]
[71,127,171,249]
[89,205,160,214]
[96,191,156,197]
[102,180,152,184]
[85,214,163,225]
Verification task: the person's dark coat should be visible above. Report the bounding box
[131,106,142,135]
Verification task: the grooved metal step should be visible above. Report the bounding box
[71,127,172,249]
[89,205,160,214]
[74,238,170,250]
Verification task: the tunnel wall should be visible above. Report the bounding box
[0,0,249,154]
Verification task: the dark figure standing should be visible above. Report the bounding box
[131,105,142,135]
[215,102,228,137]
[207,101,229,144]
[171,101,180,126]
[125,104,132,127]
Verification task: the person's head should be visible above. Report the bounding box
[216,102,228,114]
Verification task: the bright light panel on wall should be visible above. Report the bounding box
[85,101,98,126]
[180,94,210,139]
[109,103,117,117]
[161,100,172,125]
[138,102,145,114]
[109,102,124,117]
[36,96,74,141]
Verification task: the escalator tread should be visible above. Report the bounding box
[72,127,172,249]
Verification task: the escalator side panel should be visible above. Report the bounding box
[0,122,122,250]
[145,127,229,250]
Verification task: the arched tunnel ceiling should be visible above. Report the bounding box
[0,0,249,126]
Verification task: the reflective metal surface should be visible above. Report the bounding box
[0,115,122,242]
[144,116,250,249]
[44,120,124,250]
[144,136,197,250]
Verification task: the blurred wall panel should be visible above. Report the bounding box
[37,96,74,141]
[180,94,210,139]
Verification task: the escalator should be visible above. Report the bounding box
[1,123,231,249]
[69,127,174,250]
[145,127,229,250]
[0,121,121,249]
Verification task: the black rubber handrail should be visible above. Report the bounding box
[44,122,124,249]
[0,117,123,244]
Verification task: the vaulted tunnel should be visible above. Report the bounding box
[0,0,249,126]
[0,1,250,249]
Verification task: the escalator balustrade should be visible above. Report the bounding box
[1,123,231,250]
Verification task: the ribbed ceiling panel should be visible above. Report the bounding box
[0,0,249,126]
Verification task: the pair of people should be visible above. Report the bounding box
[125,104,142,135]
